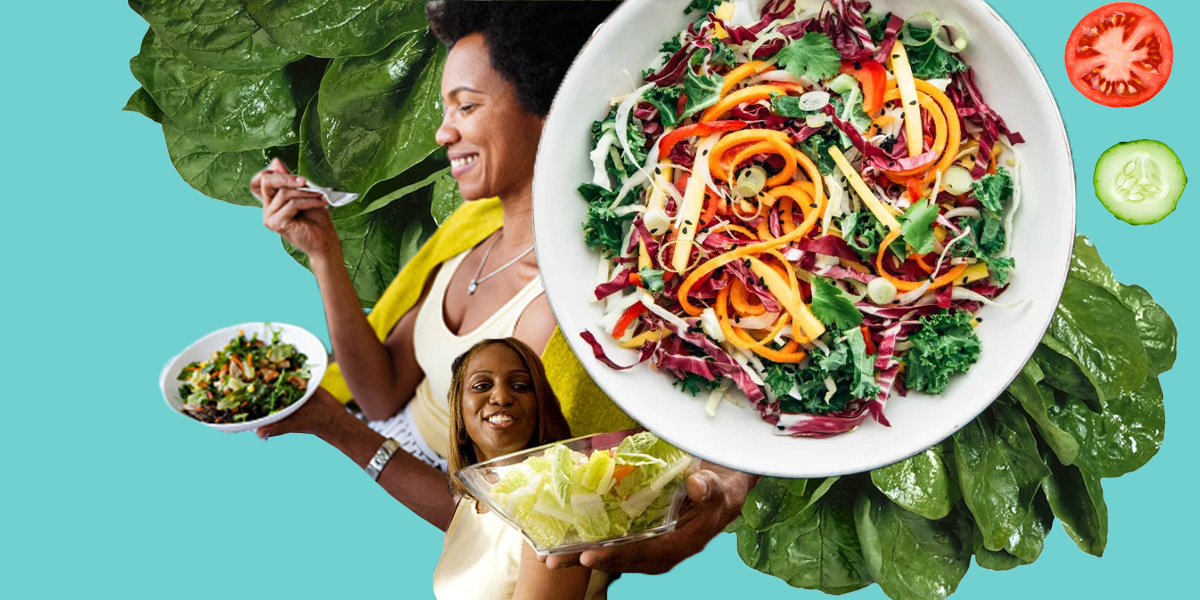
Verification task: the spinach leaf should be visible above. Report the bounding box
[136,0,302,72]
[316,30,445,192]
[164,123,295,206]
[247,0,427,58]
[870,443,955,520]
[1042,453,1108,557]
[431,171,464,225]
[1046,277,1148,406]
[123,88,163,123]
[952,400,1049,556]
[741,476,840,531]
[1043,377,1165,478]
[1032,344,1100,411]
[855,490,972,600]
[1068,236,1177,375]
[738,482,872,595]
[1006,362,1080,466]
[130,30,303,152]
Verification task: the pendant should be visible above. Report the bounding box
[468,280,477,295]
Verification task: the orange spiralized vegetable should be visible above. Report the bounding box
[701,85,785,122]
[875,230,968,292]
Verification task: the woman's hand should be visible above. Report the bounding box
[256,387,346,440]
[250,158,340,260]
[541,465,758,574]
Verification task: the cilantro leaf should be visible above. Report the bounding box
[810,277,864,330]
[639,267,665,294]
[775,33,842,82]
[644,85,683,128]
[903,35,968,79]
[900,198,940,254]
[841,211,884,258]
[903,309,982,394]
[682,68,723,118]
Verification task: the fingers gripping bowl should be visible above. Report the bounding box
[532,0,1074,477]
[160,322,329,433]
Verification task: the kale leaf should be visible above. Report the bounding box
[904,310,982,394]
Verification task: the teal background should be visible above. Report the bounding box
[1,1,1193,598]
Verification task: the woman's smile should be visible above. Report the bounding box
[449,152,480,177]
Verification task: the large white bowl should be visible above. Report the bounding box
[533,0,1074,477]
[160,322,329,433]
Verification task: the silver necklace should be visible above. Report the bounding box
[468,233,535,295]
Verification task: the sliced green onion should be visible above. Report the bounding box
[933,19,969,53]
[827,73,858,95]
[899,12,940,46]
[797,91,831,111]
[942,165,974,195]
[735,165,768,197]
[867,277,898,305]
[806,113,829,128]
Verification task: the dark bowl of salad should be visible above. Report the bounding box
[160,322,328,433]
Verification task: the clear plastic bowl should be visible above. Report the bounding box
[455,428,699,555]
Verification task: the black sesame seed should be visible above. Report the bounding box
[892,300,900,304]
[908,100,917,106]
[962,277,969,284]
[809,203,817,208]
[892,53,900,59]
[853,61,862,70]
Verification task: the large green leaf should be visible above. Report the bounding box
[123,87,163,123]
[163,122,295,206]
[741,477,839,531]
[247,0,427,58]
[431,171,465,225]
[1006,363,1080,466]
[737,483,872,595]
[855,491,972,600]
[870,444,955,520]
[1043,377,1165,478]
[952,400,1050,556]
[135,0,302,73]
[1046,277,1148,407]
[130,30,302,152]
[1067,236,1176,375]
[316,30,445,192]
[1032,344,1100,412]
[1042,453,1108,557]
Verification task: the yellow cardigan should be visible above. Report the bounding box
[320,197,636,436]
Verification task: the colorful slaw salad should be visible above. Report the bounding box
[176,330,311,424]
[578,0,1023,437]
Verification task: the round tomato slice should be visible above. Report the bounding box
[1064,2,1173,107]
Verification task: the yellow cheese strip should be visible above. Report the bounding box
[888,43,923,157]
[828,146,902,233]
[671,134,721,272]
[638,239,651,271]
[714,2,735,21]
[747,257,826,342]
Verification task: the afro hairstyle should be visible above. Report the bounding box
[425,1,619,117]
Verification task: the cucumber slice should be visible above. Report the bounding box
[1094,140,1187,225]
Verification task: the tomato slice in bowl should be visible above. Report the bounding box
[1064,2,1173,107]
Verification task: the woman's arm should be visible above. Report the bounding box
[254,161,425,422]
[512,543,594,600]
[257,388,457,531]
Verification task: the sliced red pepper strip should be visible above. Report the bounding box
[630,272,644,287]
[840,59,888,114]
[861,325,877,355]
[658,120,748,156]
[612,302,647,339]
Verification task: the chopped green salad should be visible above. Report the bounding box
[488,432,696,547]
[176,329,310,424]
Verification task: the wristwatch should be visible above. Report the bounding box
[365,438,401,481]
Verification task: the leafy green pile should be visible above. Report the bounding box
[736,235,1174,600]
[488,432,695,548]
[122,0,463,307]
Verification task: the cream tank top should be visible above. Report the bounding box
[409,249,545,459]
[432,500,609,600]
